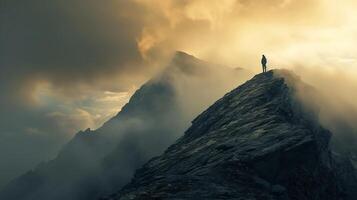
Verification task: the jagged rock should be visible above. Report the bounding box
[103,70,357,200]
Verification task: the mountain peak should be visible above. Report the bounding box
[174,51,195,59]
[166,51,208,76]
[171,51,198,65]
[103,70,357,200]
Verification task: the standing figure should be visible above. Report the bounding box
[261,55,267,73]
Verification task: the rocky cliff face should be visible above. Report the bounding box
[0,52,250,200]
[103,70,357,200]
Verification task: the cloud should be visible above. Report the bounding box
[1,0,145,79]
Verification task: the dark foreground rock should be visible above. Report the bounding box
[102,70,357,200]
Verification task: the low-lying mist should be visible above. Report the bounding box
[97,52,254,197]
[0,52,253,200]
[277,67,357,158]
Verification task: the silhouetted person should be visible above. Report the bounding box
[261,55,267,73]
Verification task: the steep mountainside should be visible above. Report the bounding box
[103,70,357,200]
[0,52,251,200]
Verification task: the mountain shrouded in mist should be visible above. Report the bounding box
[1,53,357,199]
[4,0,357,191]
[0,52,251,200]
[3,1,357,199]
[101,70,357,200]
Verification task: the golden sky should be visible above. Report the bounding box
[135,0,357,72]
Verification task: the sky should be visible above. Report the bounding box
[1,0,357,188]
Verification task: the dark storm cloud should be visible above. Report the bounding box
[0,0,145,84]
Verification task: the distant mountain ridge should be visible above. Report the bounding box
[102,70,357,200]
[0,52,251,200]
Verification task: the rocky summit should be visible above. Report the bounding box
[102,70,357,200]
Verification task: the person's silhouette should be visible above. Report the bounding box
[261,55,267,73]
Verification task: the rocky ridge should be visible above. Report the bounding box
[104,70,357,200]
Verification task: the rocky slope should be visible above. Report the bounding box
[103,70,357,200]
[0,52,251,200]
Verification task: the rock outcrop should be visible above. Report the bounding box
[103,70,357,200]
